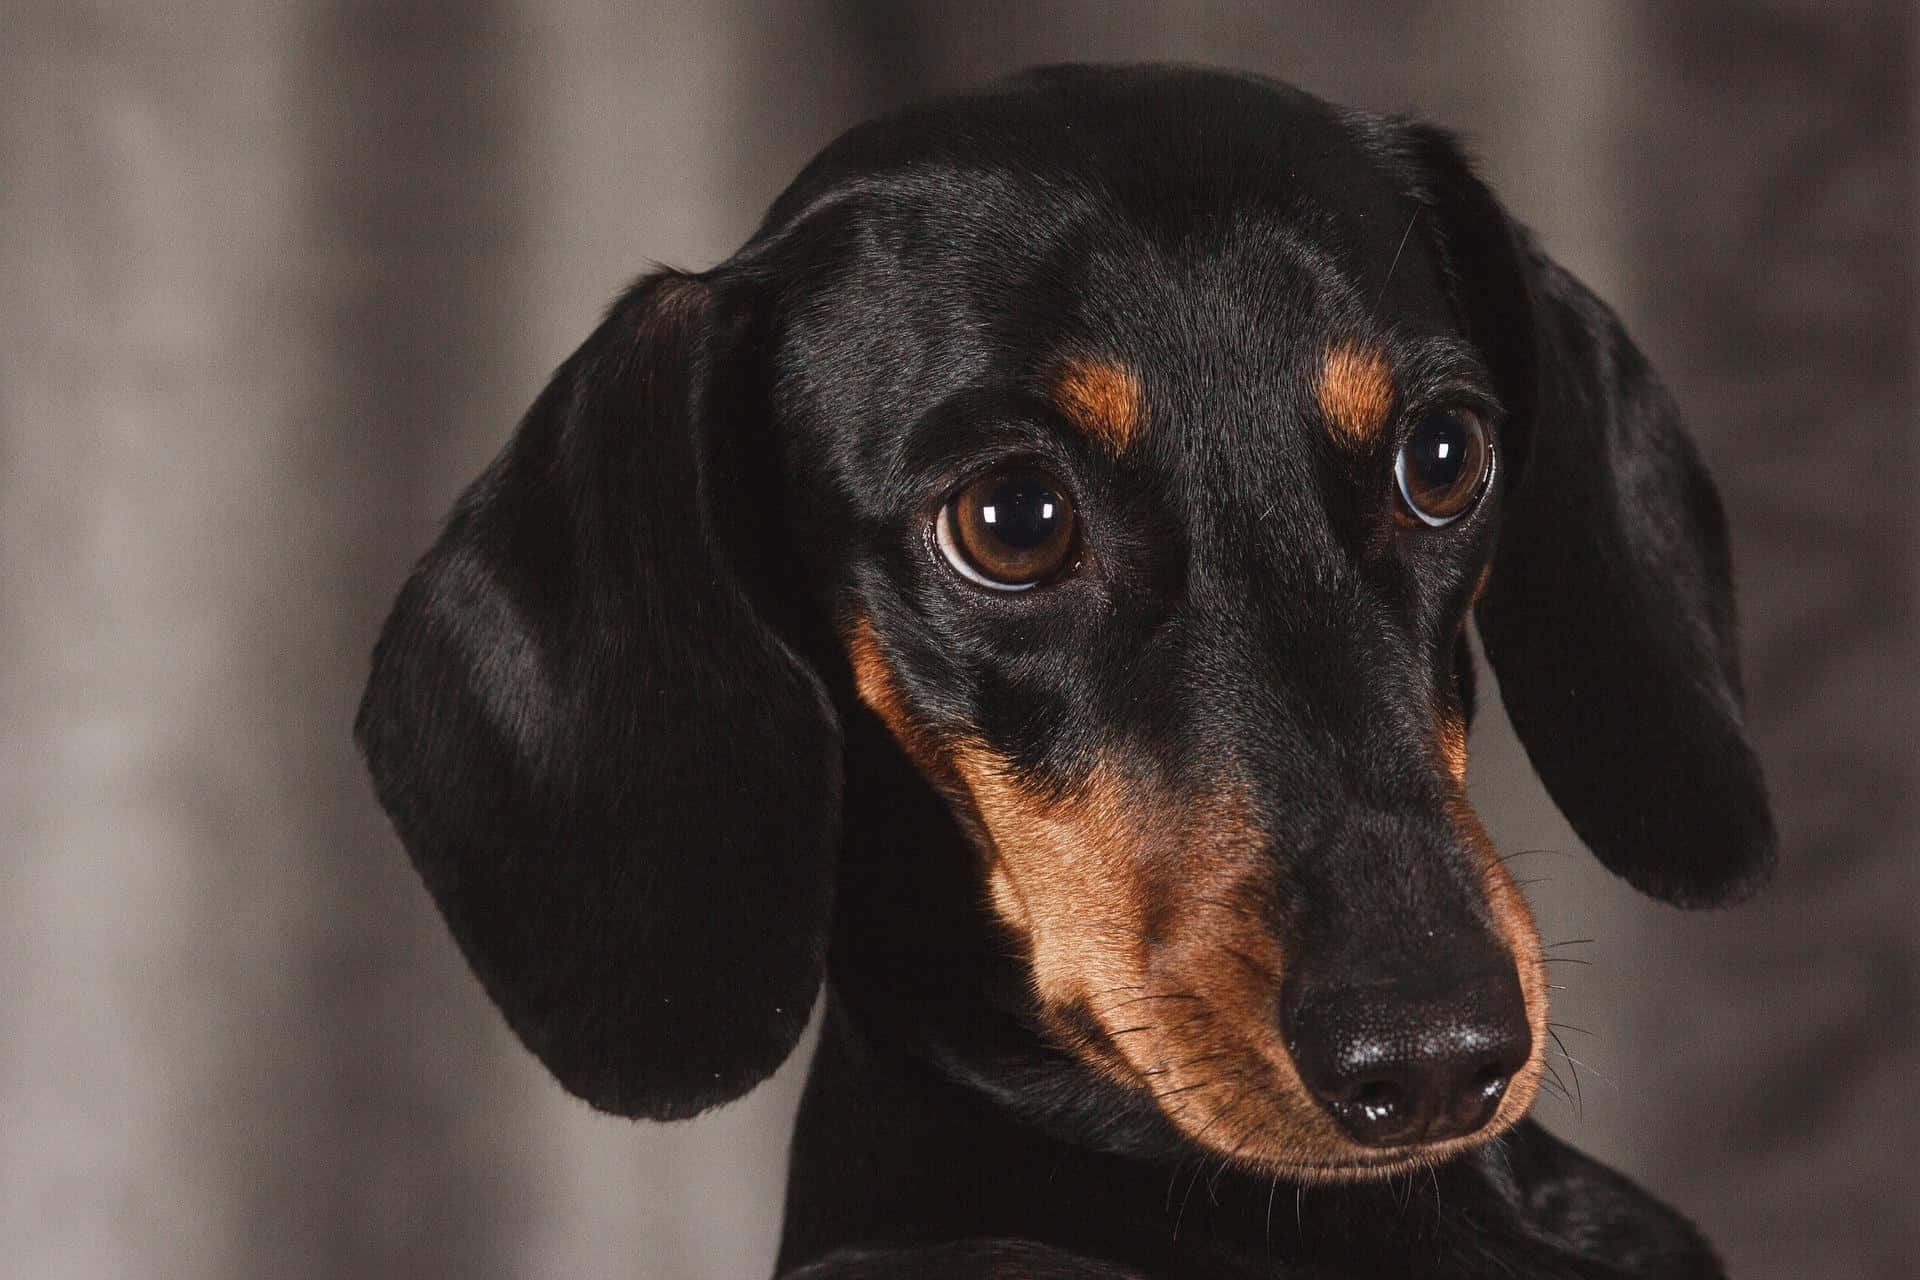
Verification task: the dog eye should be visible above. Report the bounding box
[1395,410,1491,526]
[937,468,1080,590]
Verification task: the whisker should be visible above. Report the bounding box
[1555,1048,1610,1085]
[1265,1173,1279,1259]
[1206,1155,1230,1205]
[1171,1159,1205,1243]
[1484,1133,1516,1186]
[1206,1095,1253,1206]
[1171,1094,1239,1245]
[1541,1056,1571,1102]
[1165,1155,1192,1213]
[1097,991,1204,1013]
[1153,1079,1215,1099]
[1496,847,1571,865]
[1372,208,1420,313]
[1547,1027,1585,1114]
[1168,1049,1236,1070]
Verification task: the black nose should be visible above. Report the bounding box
[1283,967,1530,1147]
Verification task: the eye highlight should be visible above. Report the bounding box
[937,468,1080,590]
[1395,410,1491,527]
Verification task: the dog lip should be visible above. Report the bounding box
[1293,1150,1426,1171]
[1279,1137,1487,1179]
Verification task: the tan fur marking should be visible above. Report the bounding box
[843,615,949,781]
[1437,712,1469,789]
[1318,342,1395,445]
[949,750,1353,1168]
[1052,357,1145,453]
[844,617,909,735]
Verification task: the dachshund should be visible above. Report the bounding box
[357,65,1775,1279]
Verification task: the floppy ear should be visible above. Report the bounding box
[1406,126,1776,907]
[355,272,840,1118]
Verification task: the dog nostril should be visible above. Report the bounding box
[1448,1061,1514,1134]
[1351,1079,1404,1120]
[1339,1078,1413,1140]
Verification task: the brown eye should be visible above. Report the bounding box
[1396,410,1491,526]
[937,468,1079,590]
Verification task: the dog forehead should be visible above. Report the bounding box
[755,68,1477,537]
[759,66,1452,313]
[773,67,1394,235]
[758,73,1460,419]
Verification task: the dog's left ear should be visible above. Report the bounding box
[1402,124,1776,907]
[356,272,840,1119]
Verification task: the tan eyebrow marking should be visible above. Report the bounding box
[1317,342,1395,445]
[1051,357,1145,453]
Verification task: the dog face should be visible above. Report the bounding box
[357,67,1773,1182]
[780,153,1540,1175]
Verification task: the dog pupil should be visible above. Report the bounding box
[1412,414,1467,491]
[981,479,1061,549]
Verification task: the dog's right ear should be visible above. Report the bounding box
[355,272,840,1120]
[1399,125,1776,908]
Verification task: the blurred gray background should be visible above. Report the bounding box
[3,2,1913,1277]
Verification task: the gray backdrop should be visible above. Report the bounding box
[3,3,1912,1277]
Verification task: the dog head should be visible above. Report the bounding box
[357,66,1773,1181]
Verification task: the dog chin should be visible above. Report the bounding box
[1189,1112,1524,1186]
[1267,1142,1485,1185]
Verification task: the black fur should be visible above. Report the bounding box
[357,274,839,1118]
[357,65,1774,1277]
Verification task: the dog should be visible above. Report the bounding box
[357,65,1775,1278]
